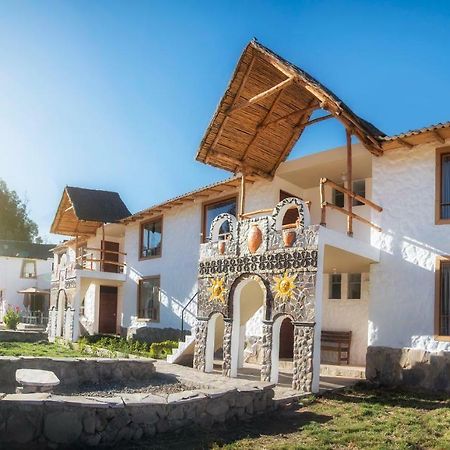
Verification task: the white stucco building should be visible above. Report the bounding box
[50,40,450,393]
[0,240,53,324]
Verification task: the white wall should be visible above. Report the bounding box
[322,273,369,366]
[370,143,450,352]
[0,256,52,319]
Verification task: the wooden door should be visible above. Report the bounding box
[99,286,118,334]
[101,241,120,273]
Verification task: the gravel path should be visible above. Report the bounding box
[57,374,192,397]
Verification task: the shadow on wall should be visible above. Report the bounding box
[366,346,450,393]
[370,227,450,350]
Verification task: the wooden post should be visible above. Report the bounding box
[101,223,105,271]
[239,173,246,219]
[320,177,326,226]
[346,129,353,237]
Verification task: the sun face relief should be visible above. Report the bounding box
[208,277,226,303]
[273,272,297,301]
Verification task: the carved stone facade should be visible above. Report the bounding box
[194,198,318,392]
[260,322,273,382]
[292,323,314,392]
[193,319,208,372]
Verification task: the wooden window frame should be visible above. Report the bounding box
[20,259,37,279]
[347,273,362,300]
[139,216,163,261]
[201,194,238,243]
[329,273,342,300]
[137,275,161,322]
[435,146,450,225]
[434,256,450,341]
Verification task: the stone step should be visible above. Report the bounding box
[320,364,365,379]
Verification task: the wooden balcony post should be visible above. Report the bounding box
[101,223,105,271]
[320,177,327,226]
[346,129,353,237]
[239,173,246,219]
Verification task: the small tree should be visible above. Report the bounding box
[0,179,41,243]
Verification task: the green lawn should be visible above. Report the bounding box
[144,384,450,450]
[0,341,86,357]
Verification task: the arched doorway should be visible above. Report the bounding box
[230,275,266,378]
[271,315,294,384]
[205,312,225,373]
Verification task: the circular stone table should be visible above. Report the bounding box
[15,369,60,393]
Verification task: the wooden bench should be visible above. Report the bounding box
[321,331,352,365]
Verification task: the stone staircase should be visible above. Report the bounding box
[167,333,195,365]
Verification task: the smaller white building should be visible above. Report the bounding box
[0,240,53,324]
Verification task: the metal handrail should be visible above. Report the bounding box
[181,291,198,336]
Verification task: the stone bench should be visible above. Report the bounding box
[16,369,60,394]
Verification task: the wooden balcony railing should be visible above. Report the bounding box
[75,247,127,273]
[320,177,382,235]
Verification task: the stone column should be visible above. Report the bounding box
[260,321,273,382]
[222,319,233,377]
[193,319,208,372]
[292,322,314,392]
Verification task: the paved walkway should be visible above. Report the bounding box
[155,360,360,402]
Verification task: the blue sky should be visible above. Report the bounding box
[1,1,449,242]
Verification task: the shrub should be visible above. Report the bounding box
[3,305,21,330]
[149,340,178,359]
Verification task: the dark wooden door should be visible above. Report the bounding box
[99,286,118,334]
[101,241,120,273]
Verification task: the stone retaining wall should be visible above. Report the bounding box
[0,329,47,342]
[0,357,156,393]
[0,385,275,447]
[366,346,450,393]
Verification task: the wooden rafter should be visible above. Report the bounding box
[228,76,295,115]
[258,104,319,131]
[397,137,414,149]
[239,87,286,163]
[434,130,445,144]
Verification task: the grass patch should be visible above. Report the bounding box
[143,383,450,450]
[0,341,86,358]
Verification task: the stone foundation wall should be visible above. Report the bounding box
[0,329,47,343]
[366,346,450,393]
[0,357,156,393]
[0,385,275,447]
[126,326,187,343]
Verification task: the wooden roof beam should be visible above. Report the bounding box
[434,130,445,144]
[397,138,414,149]
[258,104,320,131]
[206,150,272,180]
[228,76,295,115]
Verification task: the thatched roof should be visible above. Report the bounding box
[50,187,130,236]
[0,240,53,260]
[196,40,385,179]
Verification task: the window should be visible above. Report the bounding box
[348,273,362,299]
[202,197,237,242]
[140,218,162,259]
[21,260,36,279]
[436,148,450,223]
[352,180,366,206]
[329,274,342,299]
[333,187,345,208]
[280,190,300,226]
[138,277,160,321]
[436,257,450,336]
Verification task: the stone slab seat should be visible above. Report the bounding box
[16,369,60,393]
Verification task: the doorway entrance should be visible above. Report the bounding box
[99,286,118,334]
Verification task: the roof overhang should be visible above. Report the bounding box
[196,40,385,179]
[50,189,102,237]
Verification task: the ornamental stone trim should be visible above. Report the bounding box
[292,324,314,392]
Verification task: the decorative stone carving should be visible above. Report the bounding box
[292,323,314,392]
[222,320,233,377]
[193,319,208,372]
[260,322,273,382]
[47,307,57,342]
[63,308,75,341]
